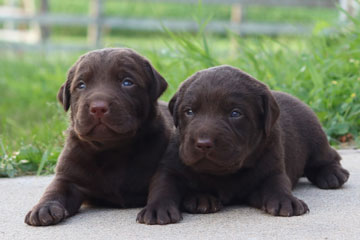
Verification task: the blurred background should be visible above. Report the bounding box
[0,0,359,177]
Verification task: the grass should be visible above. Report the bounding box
[0,54,74,177]
[0,2,359,177]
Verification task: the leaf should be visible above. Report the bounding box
[333,123,350,136]
[37,147,52,176]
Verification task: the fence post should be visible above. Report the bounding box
[230,3,242,56]
[4,0,16,29]
[23,0,40,43]
[340,0,360,21]
[39,0,50,43]
[231,3,243,25]
[88,0,103,48]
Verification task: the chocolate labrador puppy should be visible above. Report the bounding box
[137,65,349,225]
[25,48,173,226]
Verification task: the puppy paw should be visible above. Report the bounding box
[136,202,182,225]
[263,194,309,217]
[183,193,223,214]
[313,165,349,189]
[25,201,69,226]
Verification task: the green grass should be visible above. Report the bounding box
[0,2,359,177]
[0,54,75,176]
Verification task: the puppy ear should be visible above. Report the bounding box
[145,61,168,102]
[261,92,280,137]
[57,66,75,112]
[168,92,179,127]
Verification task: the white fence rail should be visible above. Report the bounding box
[0,0,358,51]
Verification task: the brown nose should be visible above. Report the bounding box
[89,100,109,118]
[195,137,214,152]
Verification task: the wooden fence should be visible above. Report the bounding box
[0,0,358,51]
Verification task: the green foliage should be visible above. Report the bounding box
[0,54,72,177]
[0,141,61,177]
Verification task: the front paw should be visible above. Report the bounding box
[314,165,349,189]
[25,201,69,226]
[183,193,223,214]
[263,194,309,217]
[136,202,182,225]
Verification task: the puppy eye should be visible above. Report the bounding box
[230,110,243,118]
[185,109,194,116]
[122,78,134,87]
[77,81,86,90]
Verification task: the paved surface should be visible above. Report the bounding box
[0,149,359,240]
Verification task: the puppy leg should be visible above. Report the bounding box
[247,173,309,217]
[25,177,83,226]
[183,193,223,214]
[137,171,183,225]
[305,148,349,189]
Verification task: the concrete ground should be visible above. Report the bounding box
[0,149,359,240]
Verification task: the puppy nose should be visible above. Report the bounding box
[90,100,109,118]
[195,138,214,152]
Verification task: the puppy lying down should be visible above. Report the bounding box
[25,48,173,226]
[137,65,349,225]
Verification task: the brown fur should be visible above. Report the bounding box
[25,48,173,226]
[137,65,349,225]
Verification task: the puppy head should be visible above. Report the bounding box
[58,48,167,143]
[169,65,279,175]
